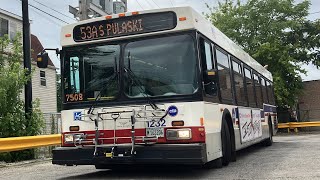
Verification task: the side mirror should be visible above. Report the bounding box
[37,51,49,68]
[206,69,218,82]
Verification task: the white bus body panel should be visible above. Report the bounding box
[61,6,272,81]
[61,101,275,163]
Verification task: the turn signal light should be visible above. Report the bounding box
[200,117,204,126]
[105,15,112,19]
[132,11,139,15]
[179,17,187,21]
[65,33,71,37]
[118,13,125,17]
[172,120,184,126]
[69,126,80,131]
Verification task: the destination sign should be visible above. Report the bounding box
[73,12,177,42]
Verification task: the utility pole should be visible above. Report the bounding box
[79,0,90,21]
[69,0,127,21]
[22,0,32,119]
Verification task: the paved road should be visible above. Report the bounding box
[1,133,320,180]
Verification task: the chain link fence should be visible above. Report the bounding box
[35,113,61,159]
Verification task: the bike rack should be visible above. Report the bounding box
[73,105,167,159]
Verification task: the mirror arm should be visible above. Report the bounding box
[41,48,60,55]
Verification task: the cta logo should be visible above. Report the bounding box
[74,111,82,121]
[168,105,178,117]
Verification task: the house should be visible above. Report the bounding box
[297,80,320,123]
[0,8,57,128]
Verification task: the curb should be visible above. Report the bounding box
[0,158,51,168]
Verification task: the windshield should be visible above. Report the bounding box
[124,34,198,97]
[64,45,120,102]
[63,34,198,103]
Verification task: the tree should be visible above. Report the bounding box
[206,0,320,108]
[0,34,44,162]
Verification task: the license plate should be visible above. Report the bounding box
[146,127,164,137]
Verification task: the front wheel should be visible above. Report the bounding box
[263,118,273,146]
[221,120,232,166]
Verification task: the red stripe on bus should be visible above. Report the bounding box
[61,126,206,147]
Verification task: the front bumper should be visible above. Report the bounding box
[52,143,207,166]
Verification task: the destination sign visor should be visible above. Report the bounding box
[73,12,177,42]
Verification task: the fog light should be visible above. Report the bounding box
[178,130,190,138]
[166,128,191,140]
[64,134,74,143]
[74,134,84,142]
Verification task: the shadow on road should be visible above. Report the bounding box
[58,143,272,180]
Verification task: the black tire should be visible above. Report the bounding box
[221,120,232,166]
[94,164,110,169]
[263,118,273,146]
[204,157,223,169]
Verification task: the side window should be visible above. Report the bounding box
[200,39,218,97]
[0,17,9,37]
[261,78,268,103]
[231,59,246,106]
[216,49,233,104]
[253,73,263,108]
[9,22,17,41]
[40,70,46,87]
[244,67,256,107]
[266,81,275,105]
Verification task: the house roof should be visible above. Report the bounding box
[31,34,55,67]
[0,8,22,21]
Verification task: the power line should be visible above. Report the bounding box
[310,11,320,15]
[169,0,174,7]
[32,0,76,21]
[145,0,155,9]
[30,5,64,27]
[135,0,145,10]
[27,2,69,24]
[18,0,69,24]
[151,0,160,8]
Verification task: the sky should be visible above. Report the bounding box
[0,0,319,81]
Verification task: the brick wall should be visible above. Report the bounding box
[298,80,320,122]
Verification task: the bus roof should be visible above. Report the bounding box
[60,7,272,81]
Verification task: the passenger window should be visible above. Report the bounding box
[244,68,256,107]
[261,78,268,104]
[200,39,218,97]
[232,60,246,106]
[253,73,263,108]
[216,49,233,104]
[266,81,275,105]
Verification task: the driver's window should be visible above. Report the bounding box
[200,38,217,97]
[69,57,80,93]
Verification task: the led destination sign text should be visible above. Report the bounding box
[73,12,177,42]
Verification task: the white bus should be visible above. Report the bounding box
[38,6,278,169]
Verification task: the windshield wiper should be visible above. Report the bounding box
[87,73,118,114]
[125,52,162,111]
[124,66,159,110]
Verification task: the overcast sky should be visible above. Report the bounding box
[0,0,319,81]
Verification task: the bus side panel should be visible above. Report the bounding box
[203,102,223,162]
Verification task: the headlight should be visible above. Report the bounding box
[166,128,192,140]
[64,133,84,144]
[74,134,84,142]
[64,134,74,143]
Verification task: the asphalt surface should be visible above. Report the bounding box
[1,133,320,180]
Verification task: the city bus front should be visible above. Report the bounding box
[51,8,214,168]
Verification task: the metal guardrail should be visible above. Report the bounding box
[278,121,320,132]
[0,134,61,153]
